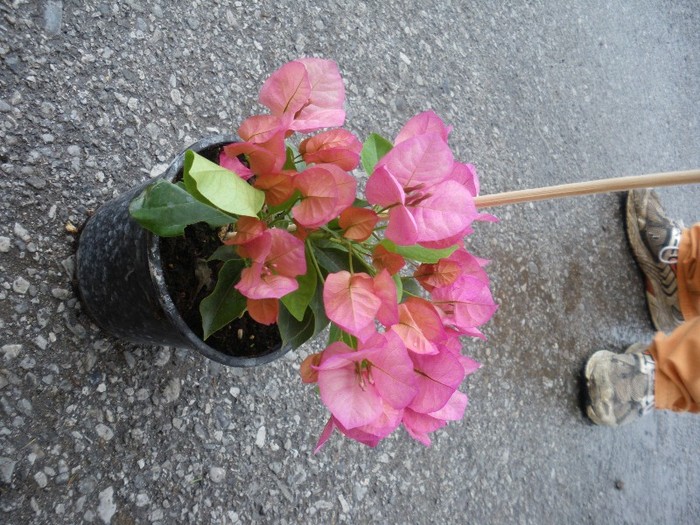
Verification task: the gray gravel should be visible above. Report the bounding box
[1,1,700,524]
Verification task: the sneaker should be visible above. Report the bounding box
[625,189,684,332]
[584,343,655,427]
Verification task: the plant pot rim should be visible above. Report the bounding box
[147,134,292,367]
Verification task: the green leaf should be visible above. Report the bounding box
[328,323,344,344]
[312,240,373,275]
[401,276,423,299]
[392,272,404,302]
[280,249,318,322]
[379,239,459,263]
[278,283,330,349]
[278,303,316,349]
[328,324,356,348]
[184,150,265,217]
[361,133,393,175]
[313,244,351,274]
[308,283,329,336]
[283,146,299,171]
[129,180,236,237]
[207,245,241,262]
[199,260,247,339]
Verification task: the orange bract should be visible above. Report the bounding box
[339,207,378,241]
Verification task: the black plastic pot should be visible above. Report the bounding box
[76,135,291,367]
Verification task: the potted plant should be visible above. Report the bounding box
[77,58,498,448]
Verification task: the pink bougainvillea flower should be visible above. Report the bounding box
[390,297,446,355]
[291,58,346,131]
[258,58,345,133]
[375,132,454,187]
[313,332,417,430]
[238,114,293,145]
[366,132,478,245]
[431,275,497,337]
[323,270,398,342]
[293,164,356,229]
[235,229,306,300]
[314,402,404,452]
[417,248,489,292]
[408,350,465,414]
[449,161,480,197]
[222,217,266,246]
[372,269,400,327]
[401,408,446,446]
[433,330,482,377]
[414,259,461,292]
[220,133,286,180]
[299,129,362,171]
[338,207,379,242]
[322,272,379,342]
[246,297,278,325]
[419,248,497,337]
[402,389,468,446]
[259,60,313,118]
[419,162,499,249]
[394,110,452,146]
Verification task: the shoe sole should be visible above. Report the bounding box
[625,192,680,332]
[583,351,613,426]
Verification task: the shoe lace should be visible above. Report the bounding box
[658,226,682,264]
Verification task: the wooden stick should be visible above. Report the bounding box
[474,169,700,209]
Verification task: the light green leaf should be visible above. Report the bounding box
[280,249,317,321]
[379,239,459,263]
[199,260,247,339]
[184,150,264,217]
[129,180,235,237]
[361,133,393,175]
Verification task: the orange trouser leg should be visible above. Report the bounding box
[677,224,700,320]
[650,224,700,412]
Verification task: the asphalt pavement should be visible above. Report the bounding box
[1,1,699,523]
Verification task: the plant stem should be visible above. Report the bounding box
[474,169,700,209]
[306,240,325,285]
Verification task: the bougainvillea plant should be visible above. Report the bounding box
[129,58,498,450]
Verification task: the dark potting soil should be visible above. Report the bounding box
[159,223,283,357]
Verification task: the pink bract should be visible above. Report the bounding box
[258,58,346,134]
[235,229,306,300]
[314,333,417,431]
[394,110,453,146]
[322,270,398,342]
[292,164,356,229]
[299,129,362,171]
[366,133,479,245]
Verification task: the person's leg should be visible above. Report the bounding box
[677,224,700,320]
[650,317,700,413]
[584,190,700,426]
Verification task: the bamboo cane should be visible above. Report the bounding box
[474,169,700,209]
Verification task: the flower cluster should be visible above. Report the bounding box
[131,58,498,449]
